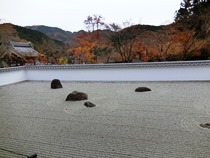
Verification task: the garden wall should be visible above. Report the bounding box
[0,67,26,86]
[1,60,210,86]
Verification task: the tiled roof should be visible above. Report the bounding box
[10,41,38,57]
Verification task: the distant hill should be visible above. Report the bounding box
[25,25,164,42]
[0,23,67,60]
[26,25,85,43]
[26,25,72,42]
[25,25,114,48]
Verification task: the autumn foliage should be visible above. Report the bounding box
[37,52,47,64]
[68,32,96,64]
[68,15,110,64]
[1,1,210,67]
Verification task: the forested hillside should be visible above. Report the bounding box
[26,25,73,42]
[0,23,69,65]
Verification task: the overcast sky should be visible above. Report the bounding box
[0,0,181,32]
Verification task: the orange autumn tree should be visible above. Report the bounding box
[37,52,47,64]
[173,26,207,60]
[150,26,175,61]
[134,43,160,62]
[70,32,96,64]
[130,40,147,62]
[69,15,105,64]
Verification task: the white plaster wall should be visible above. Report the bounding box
[1,61,210,87]
[26,65,210,81]
[0,70,26,86]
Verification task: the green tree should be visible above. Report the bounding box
[175,0,210,38]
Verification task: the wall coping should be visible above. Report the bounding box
[0,66,25,72]
[1,60,210,72]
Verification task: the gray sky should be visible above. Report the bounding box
[0,0,181,32]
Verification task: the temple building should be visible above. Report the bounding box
[0,41,38,66]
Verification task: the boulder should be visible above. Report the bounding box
[135,87,151,92]
[51,79,63,89]
[200,123,210,129]
[66,91,88,101]
[84,101,96,108]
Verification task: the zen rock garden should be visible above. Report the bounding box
[50,79,152,108]
[50,79,96,108]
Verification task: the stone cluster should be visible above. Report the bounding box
[51,79,152,108]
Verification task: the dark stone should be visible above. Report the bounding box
[200,123,210,129]
[51,79,63,89]
[84,101,96,108]
[27,153,37,158]
[135,87,151,92]
[66,91,88,101]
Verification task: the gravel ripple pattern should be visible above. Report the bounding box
[0,81,210,157]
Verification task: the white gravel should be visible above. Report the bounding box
[0,81,210,157]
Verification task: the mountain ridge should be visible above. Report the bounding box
[26,25,85,43]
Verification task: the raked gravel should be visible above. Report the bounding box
[0,81,210,158]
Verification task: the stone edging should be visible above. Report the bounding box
[1,60,210,72]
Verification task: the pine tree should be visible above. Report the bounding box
[175,0,210,38]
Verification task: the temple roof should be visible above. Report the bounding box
[10,41,38,58]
